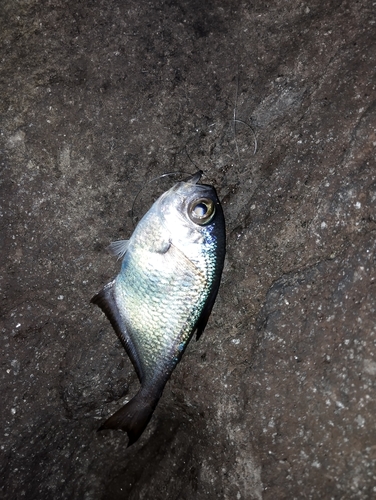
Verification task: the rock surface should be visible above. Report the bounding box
[1,0,375,498]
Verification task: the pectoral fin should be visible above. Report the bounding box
[107,239,130,259]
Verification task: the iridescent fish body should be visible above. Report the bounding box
[91,172,226,446]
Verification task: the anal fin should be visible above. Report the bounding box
[91,281,144,383]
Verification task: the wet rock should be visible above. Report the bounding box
[1,0,375,498]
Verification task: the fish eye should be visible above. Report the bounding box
[188,197,216,225]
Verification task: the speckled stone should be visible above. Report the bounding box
[1,0,375,498]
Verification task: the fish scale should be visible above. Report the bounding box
[91,171,225,446]
[115,252,206,374]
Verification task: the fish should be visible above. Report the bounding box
[91,171,226,446]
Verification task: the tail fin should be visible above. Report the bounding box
[98,390,159,447]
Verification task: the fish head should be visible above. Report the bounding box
[155,172,225,247]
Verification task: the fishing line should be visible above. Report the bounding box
[233,70,241,164]
[185,144,200,170]
[233,118,258,155]
[130,35,257,231]
[233,69,258,160]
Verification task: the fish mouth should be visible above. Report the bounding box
[168,170,204,195]
[187,170,203,185]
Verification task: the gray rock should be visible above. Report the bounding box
[1,0,375,498]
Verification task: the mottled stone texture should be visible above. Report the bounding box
[1,0,375,498]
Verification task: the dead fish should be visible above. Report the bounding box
[91,171,226,446]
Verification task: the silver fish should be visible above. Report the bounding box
[91,171,226,446]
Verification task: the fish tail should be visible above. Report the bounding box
[98,389,160,447]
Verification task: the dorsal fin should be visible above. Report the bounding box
[91,281,145,383]
[195,277,221,340]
